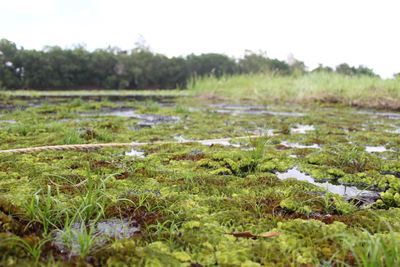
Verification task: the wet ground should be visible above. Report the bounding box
[0,94,400,266]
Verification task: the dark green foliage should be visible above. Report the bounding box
[336,63,378,77]
[0,38,380,90]
[186,53,237,78]
[0,39,23,89]
[122,49,188,89]
[312,64,334,73]
[239,52,291,75]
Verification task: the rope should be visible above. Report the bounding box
[0,135,262,154]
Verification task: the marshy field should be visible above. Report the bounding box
[1,74,400,266]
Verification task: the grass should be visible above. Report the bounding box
[189,72,400,110]
[58,221,98,258]
[24,186,63,236]
[328,146,378,173]
[75,174,113,223]
[346,230,400,266]
[2,235,49,265]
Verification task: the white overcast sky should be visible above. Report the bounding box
[1,0,399,78]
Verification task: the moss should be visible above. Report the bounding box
[259,158,293,173]
[327,168,346,177]
[280,198,313,215]
[1,95,400,265]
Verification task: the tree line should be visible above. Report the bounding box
[0,39,380,90]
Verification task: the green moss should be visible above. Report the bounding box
[280,198,313,215]
[1,95,400,266]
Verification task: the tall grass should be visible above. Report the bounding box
[346,231,400,267]
[189,72,400,109]
[24,186,63,236]
[2,236,49,265]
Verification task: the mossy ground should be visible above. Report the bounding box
[1,94,400,266]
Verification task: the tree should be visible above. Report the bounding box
[239,51,270,73]
[0,39,22,88]
[355,65,378,77]
[312,64,334,73]
[89,49,118,89]
[287,54,306,76]
[186,53,237,78]
[336,63,377,77]
[2,39,347,90]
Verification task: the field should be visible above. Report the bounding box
[1,74,400,266]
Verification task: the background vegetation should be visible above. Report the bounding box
[0,39,388,90]
[189,72,400,110]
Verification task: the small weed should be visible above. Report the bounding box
[148,220,180,246]
[346,231,400,267]
[329,146,378,173]
[24,186,62,236]
[3,235,49,265]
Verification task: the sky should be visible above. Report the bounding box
[1,0,399,78]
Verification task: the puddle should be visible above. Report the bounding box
[198,138,241,147]
[211,104,267,110]
[101,110,137,117]
[174,135,189,142]
[381,171,400,178]
[53,218,140,256]
[280,141,320,149]
[212,104,304,117]
[387,128,400,134]
[276,168,380,204]
[11,94,178,105]
[126,149,145,158]
[173,135,243,148]
[291,124,315,134]
[111,111,179,126]
[127,189,161,196]
[82,109,180,127]
[265,129,275,136]
[0,120,16,124]
[0,103,37,111]
[258,110,304,117]
[187,107,201,112]
[96,219,140,239]
[356,110,400,120]
[59,118,103,123]
[250,128,275,136]
[365,146,390,153]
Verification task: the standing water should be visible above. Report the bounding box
[276,168,380,202]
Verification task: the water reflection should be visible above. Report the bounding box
[276,168,379,200]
